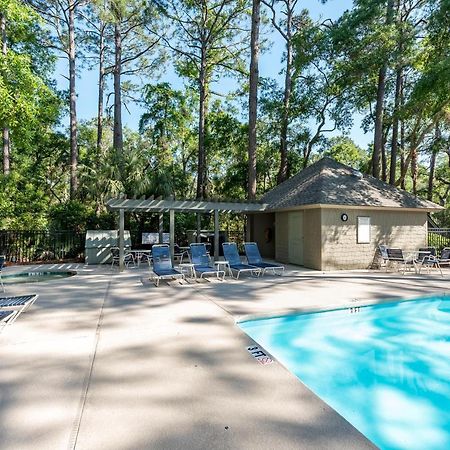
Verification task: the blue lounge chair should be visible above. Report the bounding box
[189,243,225,281]
[244,242,284,276]
[151,244,184,286]
[0,294,38,325]
[222,242,261,279]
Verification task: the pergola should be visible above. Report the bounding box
[106,197,268,271]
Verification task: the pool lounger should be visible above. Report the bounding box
[244,242,285,276]
[0,294,39,324]
[189,243,225,281]
[222,242,261,279]
[151,244,185,287]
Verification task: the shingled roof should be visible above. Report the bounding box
[261,157,442,211]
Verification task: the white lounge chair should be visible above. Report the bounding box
[0,294,38,325]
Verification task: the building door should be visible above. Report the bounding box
[288,211,304,265]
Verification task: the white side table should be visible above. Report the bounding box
[214,261,231,277]
[179,263,195,278]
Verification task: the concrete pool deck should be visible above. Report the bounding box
[1,262,449,449]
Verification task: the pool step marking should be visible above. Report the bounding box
[247,345,274,365]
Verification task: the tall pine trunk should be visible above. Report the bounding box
[381,131,387,181]
[372,0,394,179]
[248,0,260,200]
[277,0,293,185]
[411,146,418,195]
[372,67,387,179]
[389,68,402,185]
[196,50,207,199]
[1,13,10,175]
[400,118,406,189]
[428,125,440,201]
[68,0,78,198]
[97,21,105,154]
[113,19,123,153]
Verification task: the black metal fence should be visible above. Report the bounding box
[428,228,450,252]
[0,230,85,263]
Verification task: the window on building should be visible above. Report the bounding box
[357,216,371,243]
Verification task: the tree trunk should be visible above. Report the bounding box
[68,0,78,198]
[97,21,105,154]
[113,19,123,153]
[400,118,406,189]
[428,124,440,201]
[381,131,387,181]
[277,0,293,185]
[196,51,207,199]
[411,146,418,195]
[1,13,10,175]
[371,0,394,179]
[372,67,387,179]
[389,68,402,185]
[247,0,260,200]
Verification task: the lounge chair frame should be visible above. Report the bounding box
[244,242,284,276]
[222,243,261,279]
[0,294,38,325]
[386,248,417,274]
[437,248,450,268]
[151,244,185,286]
[189,243,225,281]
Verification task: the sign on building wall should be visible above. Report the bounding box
[357,216,371,243]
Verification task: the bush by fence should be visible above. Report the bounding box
[0,230,85,263]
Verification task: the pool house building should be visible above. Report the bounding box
[249,157,442,271]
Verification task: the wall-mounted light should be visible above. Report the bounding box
[341,213,348,222]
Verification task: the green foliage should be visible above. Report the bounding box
[48,200,115,231]
[1,0,448,237]
[0,172,49,229]
[0,0,59,143]
[322,136,369,169]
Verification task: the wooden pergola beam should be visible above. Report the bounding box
[106,198,267,213]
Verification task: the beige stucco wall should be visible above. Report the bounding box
[320,208,428,270]
[249,213,275,258]
[275,212,289,263]
[303,209,322,270]
[261,207,428,271]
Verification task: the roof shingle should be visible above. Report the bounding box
[261,157,441,211]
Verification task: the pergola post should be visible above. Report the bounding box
[196,213,201,243]
[214,209,219,261]
[158,212,164,243]
[169,209,175,265]
[119,208,125,272]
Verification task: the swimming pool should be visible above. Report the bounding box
[2,271,76,284]
[239,296,450,450]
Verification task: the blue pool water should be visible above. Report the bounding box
[2,271,76,284]
[239,297,450,450]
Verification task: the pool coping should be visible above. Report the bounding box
[235,289,450,324]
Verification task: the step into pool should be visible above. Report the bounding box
[239,296,450,450]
